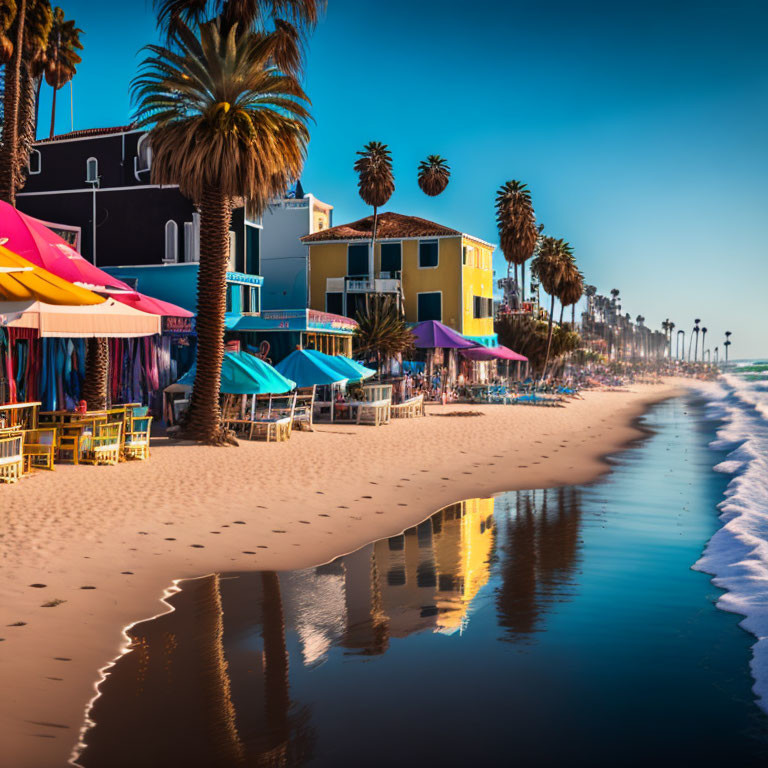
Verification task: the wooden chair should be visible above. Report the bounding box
[0,433,24,483]
[124,416,152,461]
[23,428,57,471]
[82,421,123,466]
[356,399,391,426]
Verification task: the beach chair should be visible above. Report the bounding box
[0,433,24,483]
[124,416,153,461]
[82,421,123,465]
[23,428,57,471]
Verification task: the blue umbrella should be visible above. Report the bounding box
[175,351,295,394]
[304,349,376,382]
[274,349,348,388]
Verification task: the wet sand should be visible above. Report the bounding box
[0,380,683,768]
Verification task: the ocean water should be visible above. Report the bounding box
[691,361,768,712]
[74,395,768,767]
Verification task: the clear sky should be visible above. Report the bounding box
[37,0,768,357]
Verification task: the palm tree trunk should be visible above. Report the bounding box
[540,294,555,382]
[81,337,109,410]
[34,74,42,134]
[50,85,58,139]
[370,204,378,280]
[261,571,290,751]
[0,0,27,206]
[559,302,564,326]
[17,63,37,187]
[521,261,526,302]
[182,185,234,445]
[571,303,575,327]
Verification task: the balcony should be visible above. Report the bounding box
[327,275,401,294]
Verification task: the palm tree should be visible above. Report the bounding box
[667,320,675,358]
[714,346,719,365]
[531,236,571,379]
[724,331,732,366]
[0,0,27,205]
[354,294,414,376]
[688,318,700,361]
[80,337,109,410]
[354,141,394,280]
[45,6,83,138]
[700,327,707,364]
[417,154,450,196]
[133,20,310,444]
[557,262,583,328]
[495,180,537,301]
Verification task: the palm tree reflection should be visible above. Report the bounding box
[496,488,583,641]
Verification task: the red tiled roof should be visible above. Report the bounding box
[35,125,137,144]
[301,211,462,243]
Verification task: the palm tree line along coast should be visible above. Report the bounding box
[0,0,726,445]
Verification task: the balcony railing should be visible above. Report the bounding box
[327,275,402,294]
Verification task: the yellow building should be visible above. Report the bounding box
[301,212,497,346]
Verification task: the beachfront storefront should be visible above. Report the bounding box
[225,308,356,363]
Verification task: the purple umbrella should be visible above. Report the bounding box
[411,320,476,349]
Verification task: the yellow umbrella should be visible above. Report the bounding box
[0,245,105,305]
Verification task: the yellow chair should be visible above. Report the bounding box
[82,421,122,466]
[0,433,24,483]
[124,416,152,461]
[23,428,56,471]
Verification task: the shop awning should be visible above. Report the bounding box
[460,345,528,362]
[5,298,161,338]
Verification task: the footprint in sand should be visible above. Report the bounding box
[41,600,66,608]
[318,513,330,517]
[298,520,311,524]
[316,491,325,494]
[137,532,149,535]
[242,551,256,555]
[362,495,372,499]
[53,657,71,661]
[376,511,384,515]
[518,465,528,468]
[80,586,96,590]
[398,503,408,507]
[190,545,204,549]
[121,572,134,575]
[163,522,174,526]
[29,584,47,588]
[258,545,268,549]
[164,538,176,541]
[272,530,286,534]
[46,677,63,681]
[210,531,221,534]
[8,622,26,626]
[338,505,349,509]
[233,521,246,525]
[221,524,230,528]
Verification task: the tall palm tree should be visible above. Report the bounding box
[133,20,310,444]
[44,6,83,138]
[495,180,537,301]
[724,331,732,365]
[354,141,394,279]
[417,154,450,197]
[531,236,571,379]
[557,262,583,328]
[0,0,27,205]
[688,317,700,361]
[699,326,707,364]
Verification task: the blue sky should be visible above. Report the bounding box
[38,0,768,357]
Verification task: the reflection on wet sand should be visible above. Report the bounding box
[496,488,583,641]
[77,492,583,767]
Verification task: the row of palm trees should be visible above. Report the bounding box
[663,318,733,365]
[494,179,584,376]
[0,0,83,205]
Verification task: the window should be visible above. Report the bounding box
[417,292,442,322]
[245,224,260,275]
[347,243,369,276]
[184,213,200,262]
[419,239,438,268]
[86,157,99,184]
[136,134,152,172]
[326,292,344,315]
[473,296,493,319]
[164,220,178,263]
[28,149,41,175]
[380,242,401,275]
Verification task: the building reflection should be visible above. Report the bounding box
[76,496,506,766]
[495,487,583,642]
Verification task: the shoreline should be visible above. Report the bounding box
[0,379,686,768]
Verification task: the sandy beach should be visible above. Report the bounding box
[0,380,684,768]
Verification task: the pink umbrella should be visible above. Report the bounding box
[460,344,528,362]
[0,201,192,318]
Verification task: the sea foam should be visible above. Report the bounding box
[691,370,768,712]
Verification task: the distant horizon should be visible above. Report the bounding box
[32,0,768,357]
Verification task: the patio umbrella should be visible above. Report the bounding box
[171,351,295,395]
[5,297,161,337]
[304,349,376,381]
[0,246,105,306]
[460,345,528,362]
[0,202,192,317]
[274,349,348,388]
[411,320,476,349]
